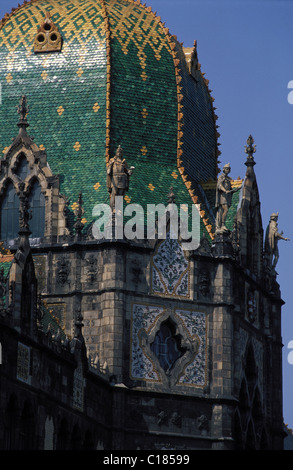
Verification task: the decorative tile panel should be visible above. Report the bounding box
[130,303,207,387]
[175,309,207,386]
[151,231,190,298]
[130,303,164,382]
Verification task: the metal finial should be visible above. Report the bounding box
[244,134,256,166]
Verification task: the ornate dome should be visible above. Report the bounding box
[0,0,219,238]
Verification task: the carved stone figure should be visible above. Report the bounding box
[215,163,238,233]
[197,414,209,435]
[199,268,210,297]
[85,255,98,284]
[106,145,134,210]
[57,256,70,286]
[17,182,31,232]
[264,213,290,271]
[247,290,257,323]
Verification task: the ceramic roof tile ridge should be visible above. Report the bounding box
[100,0,111,164]
[201,67,222,176]
[166,36,217,240]
[183,40,222,177]
[0,0,219,237]
[0,0,59,31]
[185,40,221,176]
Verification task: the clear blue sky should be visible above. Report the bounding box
[0,0,293,428]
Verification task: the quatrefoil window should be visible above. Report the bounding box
[150,318,187,373]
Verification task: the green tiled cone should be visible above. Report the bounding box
[0,0,218,236]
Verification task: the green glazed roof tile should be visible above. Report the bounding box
[0,0,219,239]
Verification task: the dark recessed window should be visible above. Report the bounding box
[151,318,186,372]
[28,180,45,238]
[0,181,19,240]
[0,178,45,241]
[15,154,29,180]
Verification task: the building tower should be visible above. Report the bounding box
[0,0,287,450]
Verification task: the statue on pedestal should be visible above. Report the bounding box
[215,163,238,233]
[264,213,290,271]
[106,145,134,211]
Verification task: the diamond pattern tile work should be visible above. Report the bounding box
[0,0,108,233]
[0,0,218,240]
[107,0,192,227]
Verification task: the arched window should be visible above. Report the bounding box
[14,154,29,180]
[28,179,45,238]
[0,181,19,240]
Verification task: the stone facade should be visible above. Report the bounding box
[0,156,285,449]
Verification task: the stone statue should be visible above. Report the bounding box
[215,163,238,233]
[106,145,134,210]
[17,182,31,232]
[264,213,290,271]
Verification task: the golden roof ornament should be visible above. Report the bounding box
[34,11,62,53]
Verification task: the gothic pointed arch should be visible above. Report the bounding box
[233,409,243,450]
[234,340,267,449]
[13,152,29,180]
[0,179,19,240]
[26,177,46,239]
[245,419,256,450]
[0,96,69,242]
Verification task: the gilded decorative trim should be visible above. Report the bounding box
[128,3,217,241]
[0,0,106,50]
[0,252,14,262]
[201,179,243,191]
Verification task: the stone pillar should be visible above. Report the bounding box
[211,233,235,448]
[211,404,234,450]
[98,244,126,381]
